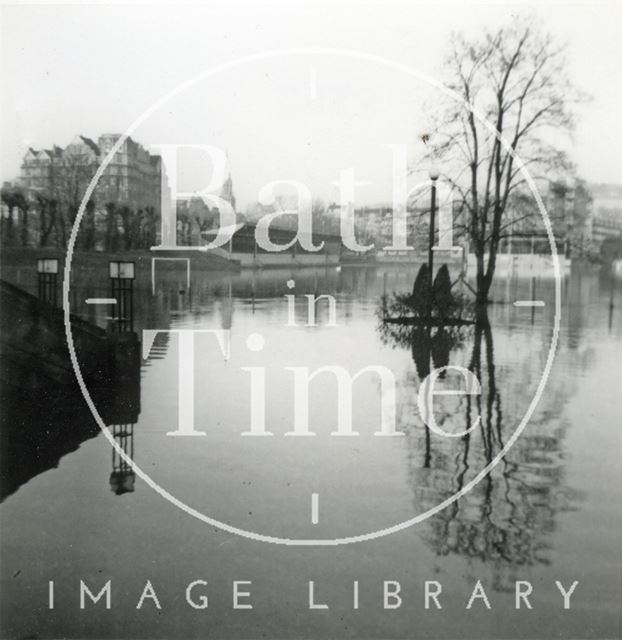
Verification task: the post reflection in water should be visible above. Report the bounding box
[109,424,135,495]
[100,332,142,497]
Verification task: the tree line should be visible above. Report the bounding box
[1,183,158,252]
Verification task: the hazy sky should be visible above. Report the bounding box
[1,0,621,208]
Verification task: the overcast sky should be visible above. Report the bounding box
[1,0,621,208]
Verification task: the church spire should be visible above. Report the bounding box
[220,152,236,212]
[220,171,236,212]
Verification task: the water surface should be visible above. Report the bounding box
[1,264,621,639]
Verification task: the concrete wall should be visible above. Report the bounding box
[0,279,142,499]
[232,251,340,268]
[0,278,138,391]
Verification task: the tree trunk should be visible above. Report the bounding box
[40,204,53,247]
[6,207,15,244]
[475,244,492,305]
[21,208,29,247]
[57,211,67,249]
[105,203,117,251]
[81,200,96,250]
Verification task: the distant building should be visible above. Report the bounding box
[19,145,64,194]
[587,183,622,246]
[352,202,461,252]
[542,180,593,255]
[97,134,163,211]
[13,134,164,249]
[172,170,237,247]
[19,133,163,214]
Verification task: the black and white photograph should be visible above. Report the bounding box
[0,1,621,638]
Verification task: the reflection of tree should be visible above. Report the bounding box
[385,306,579,593]
[379,321,466,374]
[378,283,470,469]
[418,315,529,579]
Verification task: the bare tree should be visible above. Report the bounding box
[142,206,157,248]
[104,202,119,251]
[0,185,29,246]
[19,196,30,247]
[35,193,58,247]
[1,187,18,244]
[81,199,97,251]
[421,17,586,303]
[55,151,98,248]
[25,149,99,248]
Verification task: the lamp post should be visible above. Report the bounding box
[109,261,135,332]
[428,164,440,307]
[37,258,59,306]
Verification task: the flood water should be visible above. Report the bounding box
[1,263,621,639]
